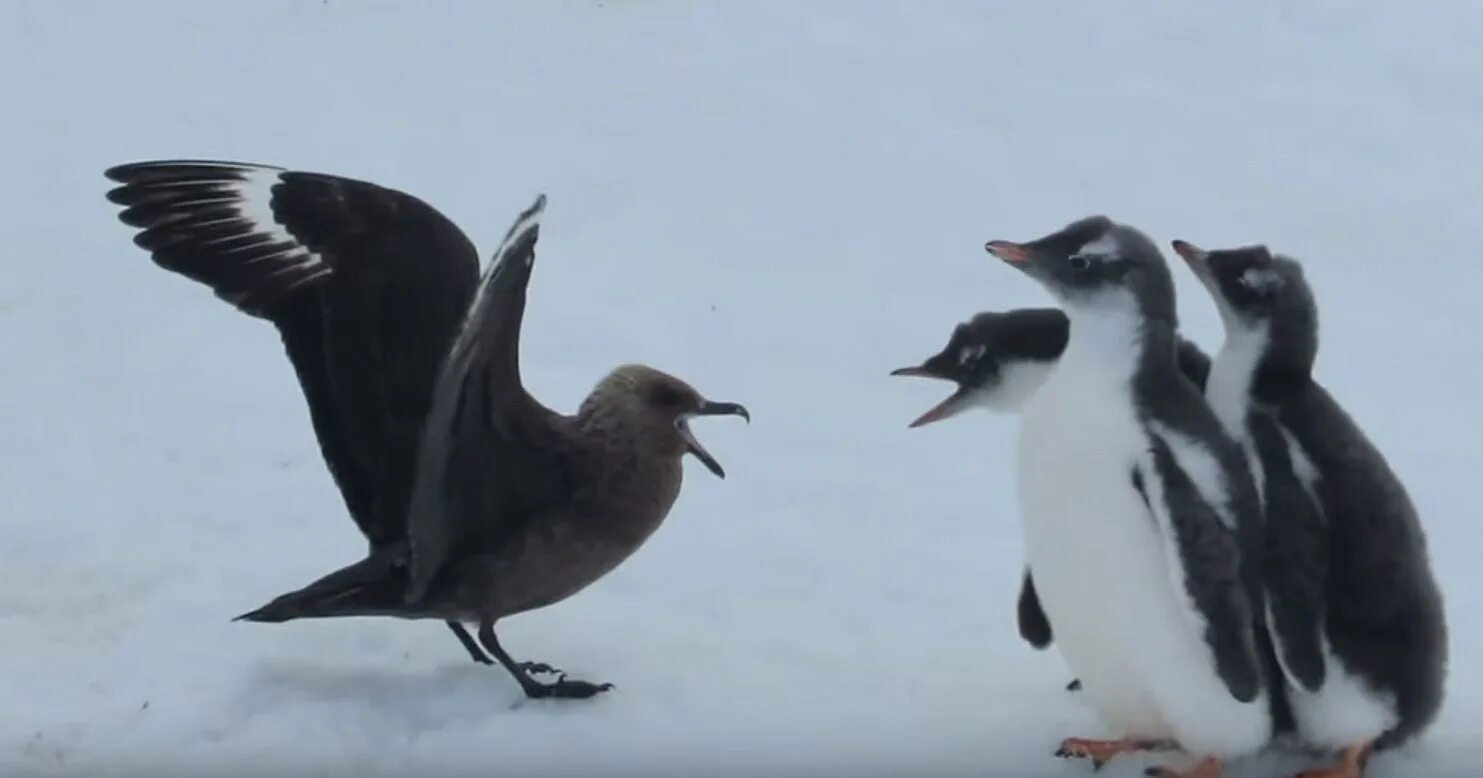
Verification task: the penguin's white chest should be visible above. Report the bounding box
[1018,370,1174,733]
[1017,358,1269,756]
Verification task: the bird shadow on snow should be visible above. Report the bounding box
[215,660,1461,776]
[226,659,544,736]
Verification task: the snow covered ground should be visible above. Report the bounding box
[3,1,1481,775]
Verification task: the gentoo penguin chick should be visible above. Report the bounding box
[1174,240,1447,777]
[891,309,1214,675]
[891,308,1069,428]
[986,217,1271,778]
[104,161,749,700]
[891,309,1069,667]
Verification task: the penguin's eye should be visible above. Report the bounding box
[1067,253,1093,271]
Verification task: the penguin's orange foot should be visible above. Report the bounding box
[1055,737,1176,770]
[1144,756,1221,778]
[1291,743,1372,778]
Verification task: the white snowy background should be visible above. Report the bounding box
[3,1,1480,776]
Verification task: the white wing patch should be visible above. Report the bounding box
[126,162,331,304]
[232,168,301,249]
[149,163,322,267]
[1149,420,1236,530]
[217,167,327,296]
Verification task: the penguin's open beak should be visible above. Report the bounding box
[891,360,970,428]
[903,387,976,428]
[678,400,749,479]
[985,240,1032,264]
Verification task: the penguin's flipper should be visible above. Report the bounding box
[1017,568,1054,649]
[1135,428,1262,703]
[1173,336,1214,392]
[1252,420,1329,693]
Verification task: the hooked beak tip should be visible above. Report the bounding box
[697,400,749,423]
[681,400,745,478]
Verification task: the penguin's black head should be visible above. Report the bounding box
[891,308,1068,427]
[1171,241,1316,335]
[986,216,1177,327]
[1173,242,1278,319]
[1172,240,1320,396]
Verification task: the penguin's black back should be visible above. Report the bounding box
[1280,381,1447,749]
